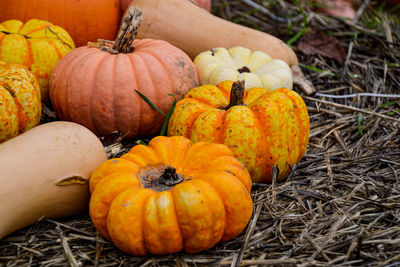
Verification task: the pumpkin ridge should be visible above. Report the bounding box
[170,186,187,252]
[141,48,177,90]
[134,51,164,136]
[92,55,120,135]
[51,48,97,121]
[127,53,142,136]
[111,55,118,134]
[88,52,111,135]
[141,190,156,254]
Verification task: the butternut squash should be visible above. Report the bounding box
[127,0,298,66]
[0,121,107,239]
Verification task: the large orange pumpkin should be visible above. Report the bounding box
[0,19,74,102]
[89,135,253,255]
[49,7,199,139]
[167,80,310,183]
[0,61,41,143]
[0,0,120,47]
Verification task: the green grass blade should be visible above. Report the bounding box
[160,94,177,136]
[135,89,166,117]
[357,113,364,136]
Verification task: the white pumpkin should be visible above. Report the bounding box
[194,46,293,91]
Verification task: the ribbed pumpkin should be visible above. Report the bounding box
[0,61,41,143]
[0,19,74,102]
[167,80,310,183]
[49,7,199,139]
[0,0,120,47]
[194,46,293,90]
[118,0,211,12]
[89,135,253,255]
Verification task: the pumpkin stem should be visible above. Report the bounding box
[224,80,246,110]
[113,6,143,53]
[159,166,184,186]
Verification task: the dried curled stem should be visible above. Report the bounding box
[113,6,143,53]
[87,6,143,54]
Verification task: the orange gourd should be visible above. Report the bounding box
[0,0,120,47]
[49,7,199,139]
[167,80,310,183]
[89,135,253,255]
[0,61,41,143]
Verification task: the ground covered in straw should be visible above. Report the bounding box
[1,0,399,266]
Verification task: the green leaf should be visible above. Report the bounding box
[378,100,400,108]
[357,113,364,136]
[135,89,166,117]
[137,140,147,146]
[286,0,308,47]
[160,94,177,136]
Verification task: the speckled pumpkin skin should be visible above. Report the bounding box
[49,39,199,139]
[0,19,74,102]
[167,81,310,183]
[89,135,253,256]
[0,62,41,143]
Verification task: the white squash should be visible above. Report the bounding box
[194,46,293,91]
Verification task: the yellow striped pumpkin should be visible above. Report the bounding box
[0,19,74,102]
[167,80,310,183]
[0,61,41,143]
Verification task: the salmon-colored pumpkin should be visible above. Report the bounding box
[0,61,41,143]
[0,19,74,102]
[118,0,211,13]
[49,7,199,139]
[89,135,253,255]
[0,0,121,47]
[167,80,310,183]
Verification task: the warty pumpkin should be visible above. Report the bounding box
[89,135,253,255]
[167,80,310,183]
[0,61,41,143]
[0,19,74,102]
[0,0,120,47]
[49,7,199,139]
[194,46,293,90]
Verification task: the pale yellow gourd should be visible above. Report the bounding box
[194,46,293,91]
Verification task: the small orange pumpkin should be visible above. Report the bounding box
[167,80,310,183]
[49,7,199,139]
[0,61,41,143]
[89,135,253,255]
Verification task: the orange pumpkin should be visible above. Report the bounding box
[0,0,120,47]
[89,135,253,255]
[49,7,199,139]
[167,80,310,183]
[0,61,41,143]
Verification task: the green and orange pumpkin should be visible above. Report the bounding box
[0,61,41,143]
[167,80,310,183]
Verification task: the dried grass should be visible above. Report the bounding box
[1,0,400,266]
